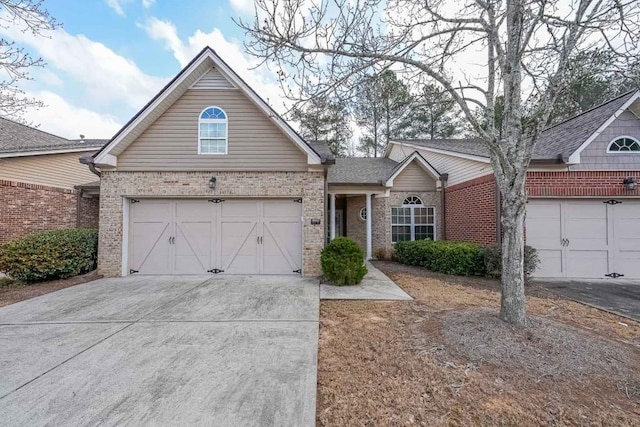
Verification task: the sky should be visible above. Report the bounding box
[0,0,283,139]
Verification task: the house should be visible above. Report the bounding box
[85,46,640,280]
[385,90,640,279]
[0,118,105,244]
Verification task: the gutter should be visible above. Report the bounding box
[80,154,101,178]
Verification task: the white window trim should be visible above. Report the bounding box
[391,204,436,243]
[198,106,228,155]
[359,207,367,221]
[606,135,640,154]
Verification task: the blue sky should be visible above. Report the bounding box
[1,0,283,138]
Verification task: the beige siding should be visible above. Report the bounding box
[191,67,235,90]
[391,161,436,191]
[388,144,492,186]
[0,151,96,189]
[117,89,308,171]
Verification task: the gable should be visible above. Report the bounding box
[117,89,308,171]
[391,160,437,191]
[191,67,236,90]
[571,109,640,170]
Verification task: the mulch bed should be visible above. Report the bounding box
[0,271,101,308]
[316,261,640,426]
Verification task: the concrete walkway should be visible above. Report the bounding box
[320,262,412,301]
[537,278,640,322]
[0,275,319,426]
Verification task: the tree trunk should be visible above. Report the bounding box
[499,186,527,326]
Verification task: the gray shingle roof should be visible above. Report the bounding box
[392,90,639,162]
[327,157,399,184]
[0,117,107,155]
[307,141,335,161]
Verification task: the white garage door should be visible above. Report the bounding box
[128,199,303,275]
[526,199,640,279]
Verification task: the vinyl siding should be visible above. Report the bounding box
[0,152,97,189]
[391,161,436,191]
[571,110,640,170]
[388,144,492,186]
[117,89,308,171]
[191,67,235,89]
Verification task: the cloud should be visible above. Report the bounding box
[105,0,131,16]
[140,17,291,114]
[142,0,155,8]
[0,24,167,111]
[229,0,255,14]
[24,91,121,139]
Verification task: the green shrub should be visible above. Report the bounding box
[0,228,98,283]
[321,237,368,286]
[394,240,486,276]
[482,244,540,280]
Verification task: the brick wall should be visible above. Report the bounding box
[0,180,100,244]
[526,170,640,197]
[444,174,497,245]
[98,170,325,277]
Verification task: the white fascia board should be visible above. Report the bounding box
[94,153,117,168]
[567,90,640,164]
[385,151,441,187]
[0,147,101,158]
[388,140,491,164]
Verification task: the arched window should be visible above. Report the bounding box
[199,106,228,154]
[607,136,640,153]
[391,195,435,242]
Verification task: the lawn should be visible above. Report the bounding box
[317,261,640,426]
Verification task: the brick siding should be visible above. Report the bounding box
[444,174,497,245]
[98,170,324,277]
[0,180,100,245]
[526,170,640,197]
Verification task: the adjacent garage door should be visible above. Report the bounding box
[526,199,640,279]
[128,199,303,275]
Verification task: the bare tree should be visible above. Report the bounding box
[239,0,640,325]
[0,0,58,121]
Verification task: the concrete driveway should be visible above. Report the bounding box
[0,275,319,426]
[537,278,640,322]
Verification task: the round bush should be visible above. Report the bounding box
[0,228,98,283]
[321,237,368,286]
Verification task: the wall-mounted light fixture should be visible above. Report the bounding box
[208,176,217,189]
[623,177,637,191]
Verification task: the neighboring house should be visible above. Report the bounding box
[386,90,640,279]
[84,46,639,280]
[0,118,105,244]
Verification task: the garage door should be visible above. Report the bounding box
[526,199,640,279]
[128,199,303,275]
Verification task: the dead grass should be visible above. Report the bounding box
[0,271,100,307]
[317,263,640,426]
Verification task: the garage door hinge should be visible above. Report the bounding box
[293,198,302,203]
[293,269,301,274]
[605,272,624,278]
[603,199,622,205]
[129,269,139,274]
[208,198,225,204]
[130,199,140,204]
[207,268,225,274]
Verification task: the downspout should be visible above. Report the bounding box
[76,191,82,227]
[78,155,101,228]
[439,173,449,240]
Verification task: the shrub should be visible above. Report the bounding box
[0,228,98,283]
[373,247,392,260]
[394,240,486,276]
[482,244,540,280]
[321,237,368,286]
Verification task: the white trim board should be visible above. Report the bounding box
[387,141,491,164]
[0,147,102,159]
[385,151,441,187]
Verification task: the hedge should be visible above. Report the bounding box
[394,240,485,276]
[321,237,368,286]
[0,228,98,283]
[394,240,539,278]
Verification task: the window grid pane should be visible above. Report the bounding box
[200,138,226,154]
[391,205,435,242]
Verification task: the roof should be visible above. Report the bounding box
[74,180,100,189]
[391,90,640,163]
[93,46,322,167]
[328,157,399,184]
[0,117,106,156]
[308,141,335,162]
